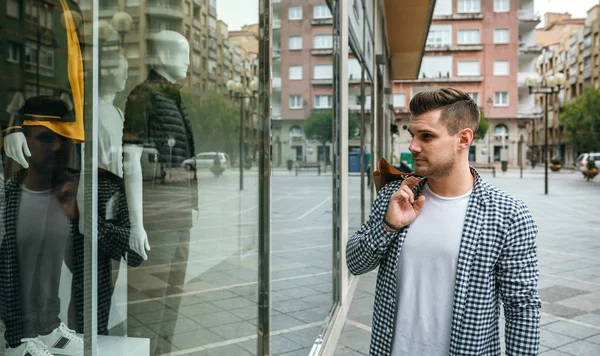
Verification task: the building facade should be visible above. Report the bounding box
[535,4,600,166]
[391,0,540,168]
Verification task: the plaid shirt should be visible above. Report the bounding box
[0,170,143,347]
[347,169,541,356]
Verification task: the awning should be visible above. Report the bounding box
[384,0,435,80]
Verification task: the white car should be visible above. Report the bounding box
[575,152,600,171]
[181,152,230,171]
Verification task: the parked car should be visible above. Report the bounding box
[575,152,600,172]
[181,152,230,171]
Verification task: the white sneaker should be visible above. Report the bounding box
[38,323,83,356]
[5,338,55,356]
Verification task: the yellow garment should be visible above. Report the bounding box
[22,0,84,143]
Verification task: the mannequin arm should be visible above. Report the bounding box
[123,144,150,260]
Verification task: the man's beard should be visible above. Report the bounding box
[415,153,455,179]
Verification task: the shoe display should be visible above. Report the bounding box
[5,338,54,356]
[38,323,83,356]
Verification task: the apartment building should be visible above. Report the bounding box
[392,0,541,168]
[535,12,586,48]
[535,4,600,166]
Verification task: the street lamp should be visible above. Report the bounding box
[525,72,566,195]
[227,78,259,191]
[111,12,133,48]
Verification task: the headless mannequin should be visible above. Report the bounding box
[4,55,150,260]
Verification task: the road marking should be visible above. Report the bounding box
[128,270,332,305]
[297,196,332,221]
[157,321,325,356]
[346,319,372,333]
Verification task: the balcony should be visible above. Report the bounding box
[209,5,217,17]
[425,44,483,52]
[312,17,333,26]
[146,3,184,19]
[290,135,304,144]
[272,77,281,89]
[433,13,483,20]
[518,43,542,55]
[518,10,541,23]
[208,49,217,60]
[517,104,543,119]
[584,65,592,78]
[398,76,483,83]
[273,18,281,29]
[584,48,592,58]
[208,72,216,81]
[193,19,202,29]
[209,27,217,38]
[311,78,333,85]
[311,48,334,56]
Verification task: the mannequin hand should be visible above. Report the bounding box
[4,132,31,168]
[129,224,150,260]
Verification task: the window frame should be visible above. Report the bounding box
[494,92,509,107]
[457,29,480,45]
[493,0,510,12]
[457,60,481,76]
[288,6,303,20]
[289,65,303,80]
[288,35,302,50]
[493,60,509,76]
[494,29,510,44]
[289,94,303,109]
[457,0,480,13]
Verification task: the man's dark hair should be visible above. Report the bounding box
[409,88,480,136]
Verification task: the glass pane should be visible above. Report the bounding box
[80,0,261,354]
[271,0,334,353]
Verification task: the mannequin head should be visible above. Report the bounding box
[149,30,190,83]
[100,53,128,96]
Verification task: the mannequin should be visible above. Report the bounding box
[123,30,197,355]
[5,53,150,261]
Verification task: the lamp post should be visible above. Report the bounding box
[111,12,133,48]
[227,78,259,191]
[525,72,566,195]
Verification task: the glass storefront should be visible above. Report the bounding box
[0,0,394,354]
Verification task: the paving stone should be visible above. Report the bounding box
[540,329,577,349]
[543,321,600,339]
[539,285,589,303]
[557,340,600,356]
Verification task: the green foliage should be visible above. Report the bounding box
[303,109,359,145]
[560,88,600,154]
[475,111,489,140]
[181,91,239,156]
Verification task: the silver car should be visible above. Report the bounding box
[181,152,230,171]
[575,152,600,171]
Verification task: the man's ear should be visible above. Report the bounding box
[457,128,474,151]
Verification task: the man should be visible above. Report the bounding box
[347,88,540,356]
[0,96,142,356]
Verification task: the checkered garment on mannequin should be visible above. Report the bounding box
[0,170,143,347]
[347,168,541,356]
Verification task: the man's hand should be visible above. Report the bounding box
[57,177,79,220]
[4,132,31,169]
[384,176,425,230]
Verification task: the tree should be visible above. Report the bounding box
[475,111,489,140]
[304,109,359,163]
[560,88,600,154]
[181,91,240,159]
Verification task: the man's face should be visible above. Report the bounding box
[408,109,460,179]
[24,126,73,173]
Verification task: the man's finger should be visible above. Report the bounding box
[145,239,151,251]
[23,143,31,157]
[413,195,426,215]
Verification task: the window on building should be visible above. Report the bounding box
[419,56,453,78]
[493,60,509,76]
[457,29,480,45]
[7,0,19,18]
[458,0,480,13]
[457,61,480,76]
[6,42,20,63]
[426,25,452,47]
[494,0,509,12]
[393,93,406,108]
[288,6,302,20]
[348,58,361,80]
[313,5,332,19]
[467,92,480,105]
[494,92,509,106]
[314,64,333,79]
[24,41,54,77]
[494,29,509,44]
[314,95,333,109]
[289,95,302,109]
[289,65,302,80]
[314,34,333,49]
[433,0,452,16]
[289,36,302,50]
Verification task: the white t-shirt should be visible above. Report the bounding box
[98,101,124,178]
[391,183,472,356]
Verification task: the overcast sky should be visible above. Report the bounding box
[217,0,600,31]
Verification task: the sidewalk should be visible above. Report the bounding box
[335,170,600,355]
